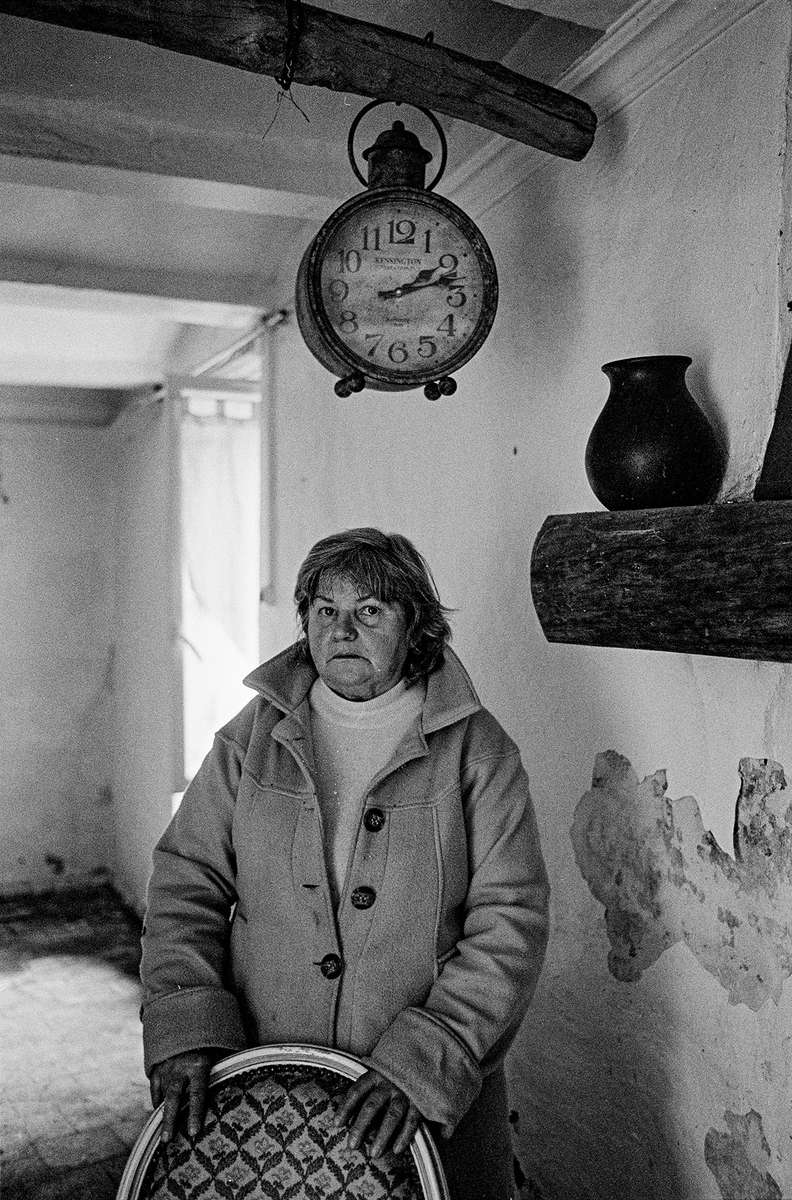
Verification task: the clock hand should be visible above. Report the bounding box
[378,267,440,299]
[405,266,441,288]
[377,272,465,300]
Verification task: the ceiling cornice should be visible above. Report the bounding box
[446,0,776,219]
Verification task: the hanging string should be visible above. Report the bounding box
[262,0,311,139]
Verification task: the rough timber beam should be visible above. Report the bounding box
[531,502,792,662]
[0,0,597,160]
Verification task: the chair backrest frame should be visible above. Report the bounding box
[116,1043,450,1200]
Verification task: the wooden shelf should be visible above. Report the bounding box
[530,500,792,661]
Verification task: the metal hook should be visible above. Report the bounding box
[276,0,303,91]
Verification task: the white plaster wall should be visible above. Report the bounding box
[0,388,191,916]
[0,417,116,894]
[470,9,792,1194]
[261,3,792,1195]
[110,398,181,914]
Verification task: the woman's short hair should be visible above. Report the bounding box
[294,527,452,681]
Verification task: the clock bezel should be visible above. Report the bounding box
[299,186,498,390]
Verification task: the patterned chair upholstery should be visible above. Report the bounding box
[117,1046,449,1200]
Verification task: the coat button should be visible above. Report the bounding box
[351,886,376,910]
[319,953,343,979]
[363,807,386,832]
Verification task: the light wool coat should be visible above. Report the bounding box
[140,645,549,1138]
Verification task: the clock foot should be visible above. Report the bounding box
[424,376,457,401]
[334,371,365,397]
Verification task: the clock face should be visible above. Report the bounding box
[302,188,497,389]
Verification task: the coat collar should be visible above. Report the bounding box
[243,642,481,735]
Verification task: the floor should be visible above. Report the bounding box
[0,887,151,1199]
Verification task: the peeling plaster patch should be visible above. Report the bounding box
[704,1110,781,1200]
[570,752,791,1008]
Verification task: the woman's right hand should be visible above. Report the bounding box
[150,1049,214,1143]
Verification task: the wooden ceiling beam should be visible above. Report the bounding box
[0,253,282,310]
[0,0,596,160]
[0,280,261,328]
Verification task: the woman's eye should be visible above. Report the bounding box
[317,606,335,618]
[359,605,381,620]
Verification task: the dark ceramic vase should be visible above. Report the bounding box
[584,355,725,510]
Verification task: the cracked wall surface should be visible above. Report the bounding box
[571,751,792,1010]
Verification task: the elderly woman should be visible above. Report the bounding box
[140,527,549,1199]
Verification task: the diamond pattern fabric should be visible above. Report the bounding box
[140,1064,425,1199]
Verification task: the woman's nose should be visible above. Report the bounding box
[333,613,357,639]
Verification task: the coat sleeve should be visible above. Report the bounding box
[139,730,248,1075]
[368,720,550,1136]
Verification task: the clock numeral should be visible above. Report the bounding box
[357,334,449,363]
[447,283,467,308]
[439,253,459,271]
[361,221,433,250]
[339,310,359,333]
[362,225,381,251]
[329,279,349,302]
[336,249,361,273]
[388,219,416,245]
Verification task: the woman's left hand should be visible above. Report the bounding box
[334,1068,421,1158]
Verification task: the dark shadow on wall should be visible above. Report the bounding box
[503,644,692,1193]
[506,947,690,1200]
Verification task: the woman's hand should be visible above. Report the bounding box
[334,1068,421,1158]
[150,1049,214,1143]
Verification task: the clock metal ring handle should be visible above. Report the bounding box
[347,100,448,192]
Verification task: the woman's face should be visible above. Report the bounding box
[307,575,409,701]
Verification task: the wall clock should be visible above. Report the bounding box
[296,103,498,399]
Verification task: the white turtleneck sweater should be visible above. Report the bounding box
[309,676,425,905]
